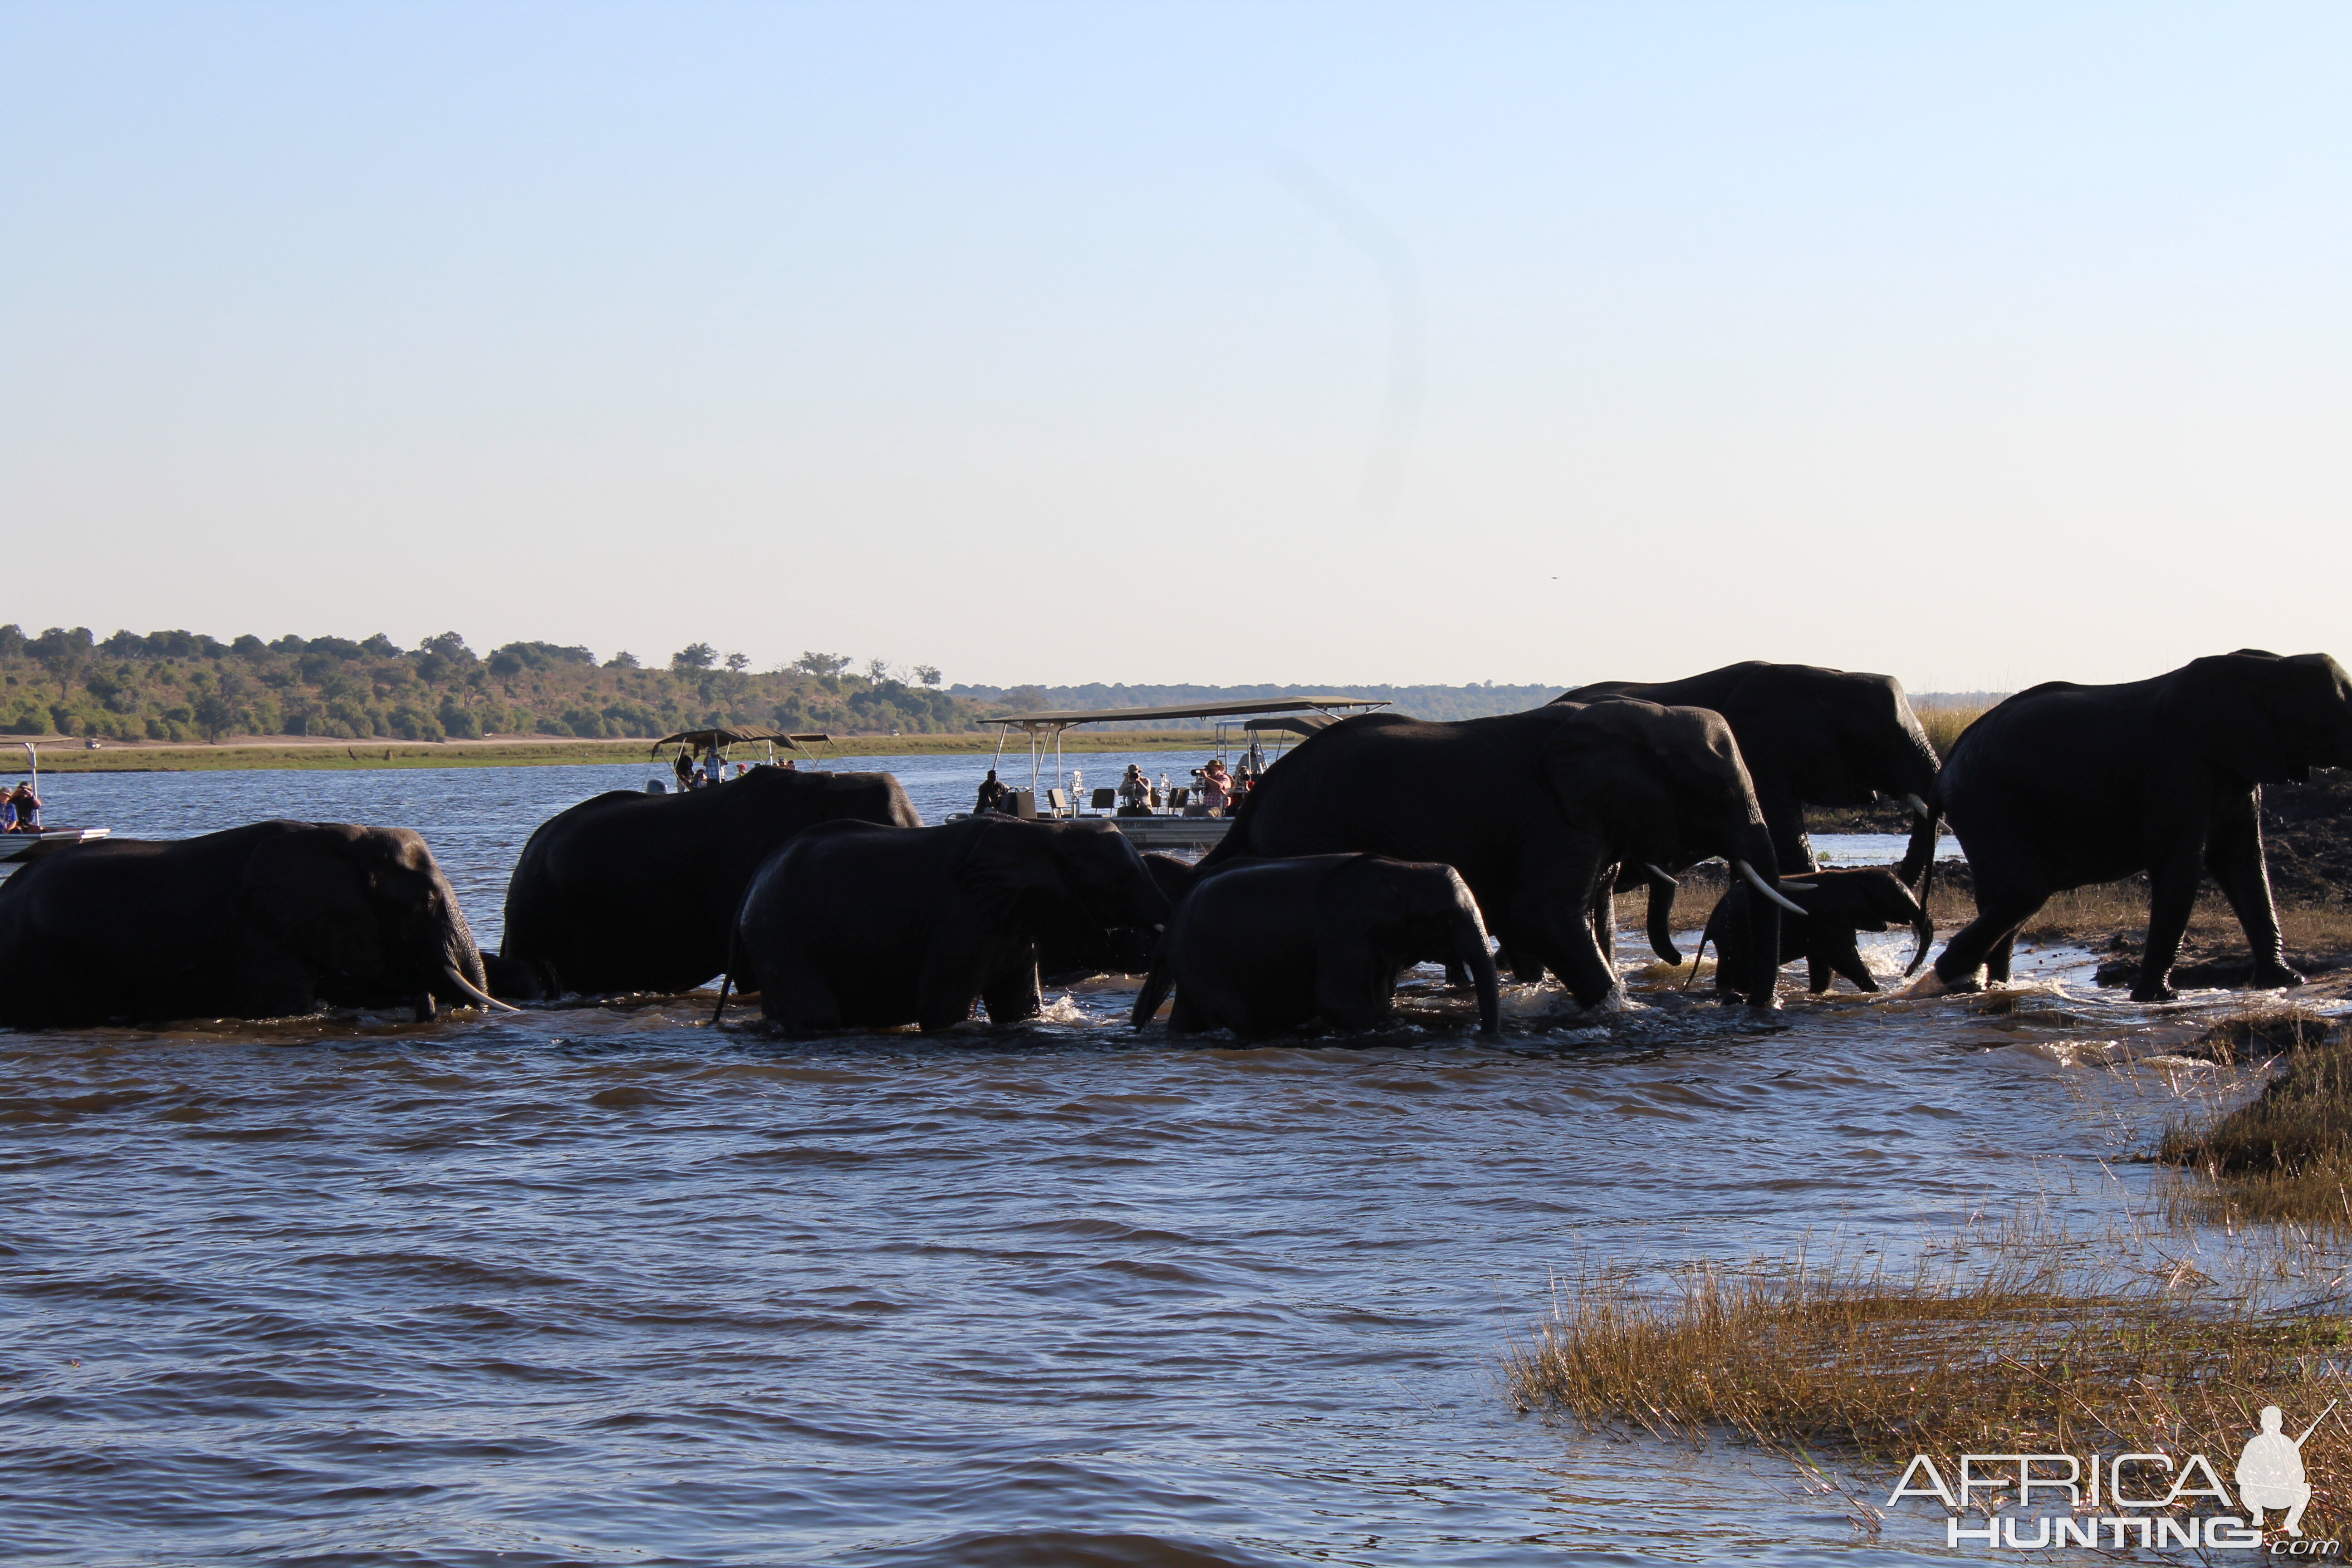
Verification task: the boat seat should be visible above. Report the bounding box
[1045,788,1069,815]
[1168,786,1190,808]
[1009,789,1037,818]
[1091,788,1117,810]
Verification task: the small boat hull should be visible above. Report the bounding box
[0,828,111,864]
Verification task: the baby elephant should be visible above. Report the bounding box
[1698,865,1931,995]
[1130,854,1501,1038]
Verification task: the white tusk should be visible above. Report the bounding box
[1780,881,1817,891]
[1642,863,1679,887]
[448,969,522,1013]
[1904,793,1931,822]
[1736,860,1808,917]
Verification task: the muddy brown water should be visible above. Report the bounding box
[0,760,2313,1564]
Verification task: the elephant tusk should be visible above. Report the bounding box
[1780,880,1818,891]
[1735,860,1808,917]
[1904,793,1931,822]
[1642,863,1679,887]
[446,967,522,1013]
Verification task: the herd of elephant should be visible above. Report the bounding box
[2,650,2347,1038]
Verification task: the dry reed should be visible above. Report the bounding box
[1507,1217,2352,1533]
[2164,1015,2352,1230]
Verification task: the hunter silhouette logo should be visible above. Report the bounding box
[2239,1402,2331,1538]
[1887,1401,2342,1552]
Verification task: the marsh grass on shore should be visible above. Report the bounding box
[1507,1209,2352,1534]
[2163,1012,2352,1230]
[1915,702,1990,762]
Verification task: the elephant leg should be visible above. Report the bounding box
[1513,872,1618,1010]
[2136,847,2206,1004]
[1828,935,1877,992]
[1985,931,2018,985]
[1314,944,1394,1031]
[759,950,844,1032]
[1441,959,1472,988]
[1931,879,2044,991]
[2206,790,2301,990]
[977,952,1044,1027]
[1806,953,1833,993]
[1168,988,1213,1034]
[232,933,319,1019]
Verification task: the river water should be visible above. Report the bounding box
[0,759,2296,1564]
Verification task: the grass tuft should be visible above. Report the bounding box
[2163,1022,2352,1229]
[1507,1224,2352,1530]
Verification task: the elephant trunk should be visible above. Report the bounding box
[1644,866,1682,964]
[1459,921,1501,1035]
[433,909,520,1013]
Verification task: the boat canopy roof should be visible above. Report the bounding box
[975,696,1386,732]
[1240,714,1338,737]
[652,727,833,752]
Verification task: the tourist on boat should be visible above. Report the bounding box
[700,751,724,789]
[1116,764,1151,816]
[673,751,695,791]
[1199,758,1234,813]
[4,781,37,832]
[974,769,1009,814]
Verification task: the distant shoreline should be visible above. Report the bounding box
[0,730,1245,773]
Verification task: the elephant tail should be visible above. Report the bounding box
[1684,931,1709,990]
[712,924,745,1026]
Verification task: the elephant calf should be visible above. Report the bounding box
[1697,866,1930,996]
[0,820,514,1029]
[1130,854,1501,1038]
[733,816,1172,1032]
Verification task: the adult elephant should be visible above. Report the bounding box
[1555,662,1940,961]
[733,816,1173,1032]
[1907,650,2352,1003]
[497,767,921,998]
[0,821,514,1029]
[1200,703,1800,1007]
[1130,854,1502,1037]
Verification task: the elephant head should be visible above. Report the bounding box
[2168,651,2352,784]
[1544,700,1794,1004]
[1368,861,1500,1034]
[956,819,1174,939]
[240,823,512,1020]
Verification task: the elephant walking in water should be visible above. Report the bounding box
[496,766,921,998]
[1130,854,1502,1038]
[0,821,513,1028]
[733,816,1173,1033]
[1907,650,2352,1003]
[1201,702,1799,1008]
[1556,662,1941,964]
[1697,866,1927,996]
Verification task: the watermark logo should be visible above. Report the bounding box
[1886,1401,2340,1552]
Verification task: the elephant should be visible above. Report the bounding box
[1129,854,1502,1037]
[1556,662,1941,964]
[732,815,1174,1032]
[497,766,921,997]
[0,821,514,1029]
[1036,851,1201,981]
[1695,866,1926,996]
[1199,703,1800,1008]
[1907,651,2352,1003]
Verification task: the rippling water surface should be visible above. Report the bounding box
[0,759,2289,1564]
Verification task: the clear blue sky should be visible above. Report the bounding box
[5,2,2346,691]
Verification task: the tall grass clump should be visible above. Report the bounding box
[1915,702,1991,763]
[1506,1220,2352,1530]
[2164,1011,2352,1228]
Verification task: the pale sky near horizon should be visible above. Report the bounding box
[5,2,2347,693]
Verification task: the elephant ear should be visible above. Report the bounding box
[951,821,1067,923]
[1538,705,1669,836]
[240,824,387,976]
[2170,653,2298,785]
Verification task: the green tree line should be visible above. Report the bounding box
[0,627,968,742]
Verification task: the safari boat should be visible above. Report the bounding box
[0,744,109,865]
[968,696,1388,849]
